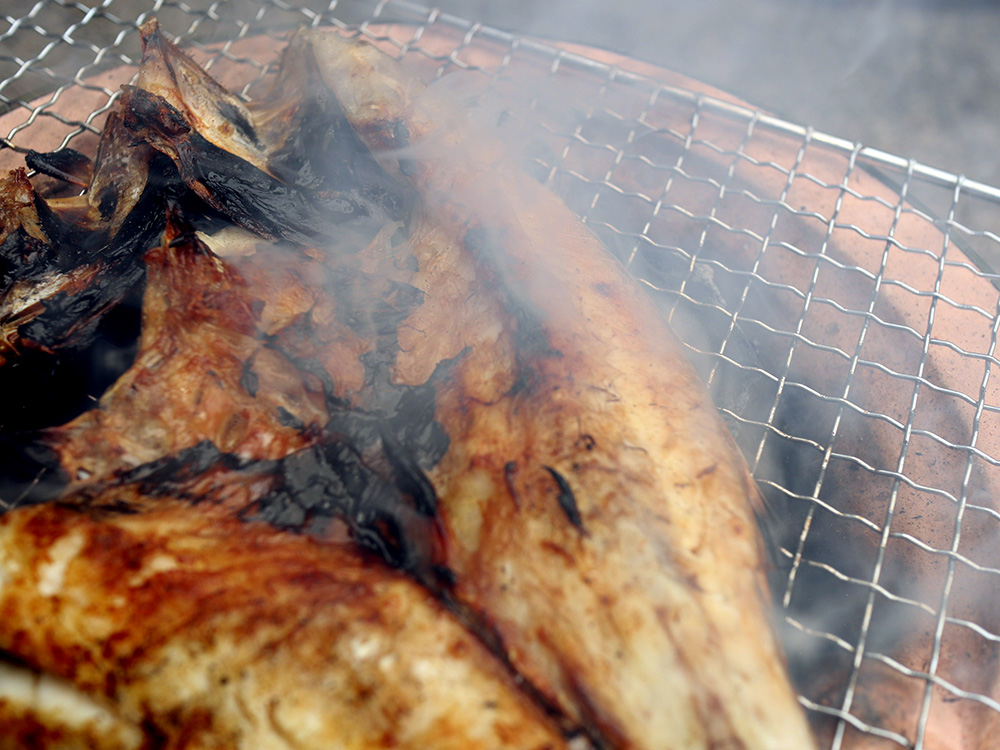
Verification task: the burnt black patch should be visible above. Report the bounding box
[13,215,157,355]
[245,347,459,579]
[380,428,439,516]
[501,304,563,399]
[186,132,370,242]
[385,378,451,470]
[122,440,245,496]
[391,121,419,177]
[544,465,585,533]
[25,148,93,187]
[0,280,144,437]
[0,435,67,509]
[462,225,561,398]
[432,564,457,587]
[398,157,419,178]
[462,226,490,257]
[121,84,189,137]
[254,431,444,582]
[276,407,307,431]
[239,356,259,397]
[138,718,169,750]
[0,224,51,291]
[215,99,261,149]
[511,303,562,362]
[95,185,119,221]
[392,119,410,149]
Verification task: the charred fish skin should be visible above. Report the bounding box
[0,109,167,368]
[299,31,817,750]
[120,82,371,246]
[0,111,173,443]
[43,210,331,486]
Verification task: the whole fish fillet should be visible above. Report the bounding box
[293,31,818,750]
[0,475,568,750]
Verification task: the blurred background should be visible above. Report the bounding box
[429,0,1000,191]
[2,0,998,189]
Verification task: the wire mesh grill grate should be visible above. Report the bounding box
[4,1,1000,748]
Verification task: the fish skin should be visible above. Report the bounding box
[0,109,164,372]
[44,213,330,482]
[24,147,95,188]
[295,31,818,750]
[1,24,818,750]
[134,20,269,175]
[0,478,571,750]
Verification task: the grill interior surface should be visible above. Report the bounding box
[5,2,1000,748]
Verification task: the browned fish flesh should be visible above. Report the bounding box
[0,471,569,750]
[119,20,408,248]
[0,110,164,367]
[45,212,329,483]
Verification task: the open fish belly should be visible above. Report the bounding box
[304,32,817,750]
[0,24,816,750]
[0,494,568,750]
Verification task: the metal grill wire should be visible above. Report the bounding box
[5,1,1000,748]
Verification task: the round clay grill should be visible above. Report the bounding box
[4,2,1000,749]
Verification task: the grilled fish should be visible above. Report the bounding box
[0,471,568,750]
[0,110,164,367]
[119,20,408,248]
[0,23,818,750]
[290,31,818,750]
[46,212,329,482]
[46,214,448,572]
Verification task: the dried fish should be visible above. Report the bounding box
[0,23,817,750]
